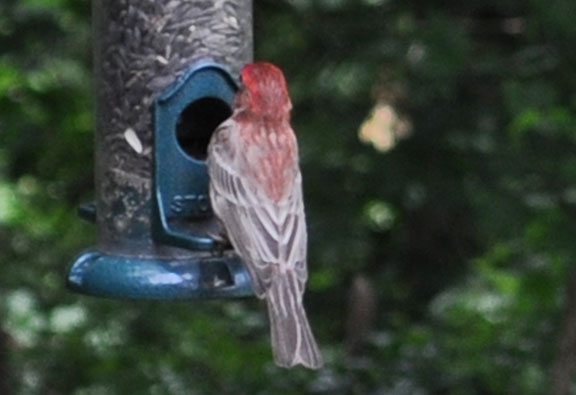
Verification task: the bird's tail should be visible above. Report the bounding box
[266,270,324,369]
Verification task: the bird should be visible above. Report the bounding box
[206,62,323,369]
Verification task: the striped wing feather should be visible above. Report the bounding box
[207,119,308,298]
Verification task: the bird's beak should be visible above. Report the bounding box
[234,72,244,91]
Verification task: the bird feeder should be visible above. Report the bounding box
[67,0,254,300]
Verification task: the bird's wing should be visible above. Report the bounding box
[207,119,308,298]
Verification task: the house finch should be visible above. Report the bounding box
[206,62,323,369]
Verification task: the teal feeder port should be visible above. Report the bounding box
[67,61,253,300]
[68,250,251,300]
[153,63,236,251]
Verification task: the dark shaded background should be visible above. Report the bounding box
[2,0,576,393]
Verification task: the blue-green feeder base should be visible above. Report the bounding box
[67,250,253,300]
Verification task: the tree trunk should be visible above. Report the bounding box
[550,269,576,395]
[0,327,12,395]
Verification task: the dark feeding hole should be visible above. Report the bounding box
[176,97,232,160]
[200,259,234,289]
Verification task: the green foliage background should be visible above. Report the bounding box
[2,0,576,393]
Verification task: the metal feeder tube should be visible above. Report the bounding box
[67,0,254,300]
